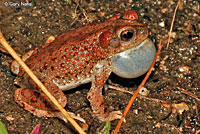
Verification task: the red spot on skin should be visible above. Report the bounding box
[70,71,73,74]
[53,58,57,63]
[85,58,88,62]
[93,39,97,42]
[44,63,48,67]
[78,70,81,73]
[74,52,78,55]
[52,66,57,70]
[61,63,65,67]
[40,103,45,109]
[56,72,60,76]
[19,72,23,76]
[30,82,34,86]
[39,66,43,70]
[92,47,96,51]
[22,89,27,94]
[36,85,40,90]
[75,58,79,62]
[72,46,78,50]
[32,97,37,102]
[65,48,68,52]
[69,52,73,56]
[99,50,104,55]
[30,102,37,107]
[81,53,84,57]
[62,55,66,59]
[21,97,25,102]
[97,75,101,78]
[73,61,76,65]
[78,63,82,66]
[97,85,101,89]
[34,48,38,53]
[84,46,88,50]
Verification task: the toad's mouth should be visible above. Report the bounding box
[111,38,156,78]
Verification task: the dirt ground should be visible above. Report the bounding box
[0,0,199,134]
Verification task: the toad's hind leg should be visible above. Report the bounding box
[14,79,86,123]
[15,88,55,117]
[14,75,67,118]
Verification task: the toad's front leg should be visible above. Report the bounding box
[87,60,122,122]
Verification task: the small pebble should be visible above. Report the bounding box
[159,21,165,27]
[139,87,149,96]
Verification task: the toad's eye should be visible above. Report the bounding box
[120,29,135,41]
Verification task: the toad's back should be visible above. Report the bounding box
[24,16,144,90]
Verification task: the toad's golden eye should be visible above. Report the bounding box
[120,29,135,41]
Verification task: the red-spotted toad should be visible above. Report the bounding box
[12,10,156,121]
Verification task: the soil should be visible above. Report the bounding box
[0,0,199,134]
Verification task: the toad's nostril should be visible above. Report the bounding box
[110,38,120,48]
[139,28,147,35]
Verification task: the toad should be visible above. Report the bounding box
[11,10,156,122]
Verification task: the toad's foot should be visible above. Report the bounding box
[97,111,122,122]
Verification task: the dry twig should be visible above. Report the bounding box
[177,87,200,102]
[108,85,168,104]
[166,0,180,48]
